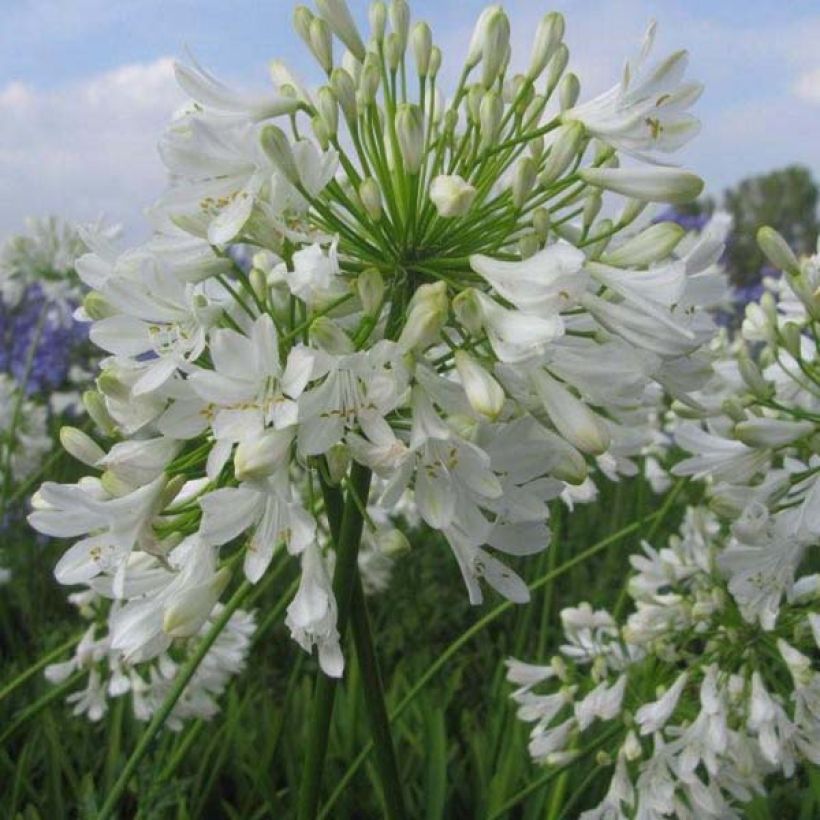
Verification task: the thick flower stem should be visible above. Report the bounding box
[349,577,407,820]
[297,462,373,820]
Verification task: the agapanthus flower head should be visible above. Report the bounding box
[30,0,716,706]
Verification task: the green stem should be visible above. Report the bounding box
[297,462,373,820]
[318,511,667,819]
[97,579,254,820]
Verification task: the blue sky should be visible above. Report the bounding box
[2,0,820,236]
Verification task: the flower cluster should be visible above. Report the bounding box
[31,0,716,710]
[671,226,819,630]
[507,506,820,817]
[46,582,255,730]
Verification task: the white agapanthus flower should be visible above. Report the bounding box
[30,0,717,730]
[508,506,820,816]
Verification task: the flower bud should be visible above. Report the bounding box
[734,418,813,448]
[235,428,295,482]
[376,527,411,556]
[455,351,505,419]
[326,442,351,484]
[359,177,383,221]
[584,218,613,259]
[293,5,315,43]
[311,115,332,149]
[163,567,232,638]
[316,0,366,61]
[310,316,355,354]
[466,6,501,68]
[582,190,602,232]
[396,104,424,173]
[358,63,381,104]
[580,167,704,204]
[83,390,117,437]
[398,281,448,352]
[330,68,357,123]
[757,226,799,274]
[100,469,135,497]
[369,1,387,40]
[452,289,484,335]
[720,396,747,423]
[411,21,433,77]
[429,174,477,217]
[353,270,382,320]
[480,8,510,88]
[533,208,550,242]
[522,93,546,125]
[531,368,610,455]
[429,46,442,76]
[97,371,130,402]
[466,84,484,124]
[737,348,773,399]
[82,291,114,320]
[390,0,410,51]
[309,17,334,72]
[558,72,580,110]
[60,427,105,467]
[617,198,648,227]
[260,125,300,184]
[385,32,403,72]
[545,43,569,95]
[512,157,537,209]
[478,89,503,151]
[519,233,539,259]
[539,122,584,186]
[317,86,339,136]
[604,222,685,267]
[527,12,564,80]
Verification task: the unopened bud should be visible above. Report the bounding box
[780,322,802,359]
[357,267,384,314]
[164,567,231,637]
[331,68,357,122]
[385,32,403,72]
[396,104,424,173]
[452,289,484,335]
[260,125,300,184]
[582,190,602,231]
[311,115,331,149]
[429,46,442,76]
[82,390,116,437]
[390,0,410,51]
[617,198,648,227]
[359,178,383,221]
[429,174,477,217]
[235,429,295,481]
[466,6,501,68]
[519,233,539,259]
[512,157,537,209]
[326,442,350,484]
[545,43,569,95]
[82,291,114,320]
[580,167,704,205]
[467,84,484,124]
[60,427,105,467]
[527,12,564,80]
[315,86,338,137]
[369,1,387,41]
[398,281,448,352]
[735,418,813,448]
[604,222,685,267]
[481,8,510,88]
[455,351,505,419]
[316,0,366,61]
[309,17,334,72]
[310,316,355,354]
[558,72,580,110]
[540,122,584,185]
[533,208,550,242]
[358,63,381,105]
[293,5,315,42]
[97,372,130,402]
[479,90,502,150]
[757,226,799,274]
[411,22,433,76]
[737,349,773,399]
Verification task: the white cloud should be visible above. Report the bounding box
[0,57,182,238]
[794,66,820,105]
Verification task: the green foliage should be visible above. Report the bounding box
[1,476,816,817]
[723,165,819,286]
